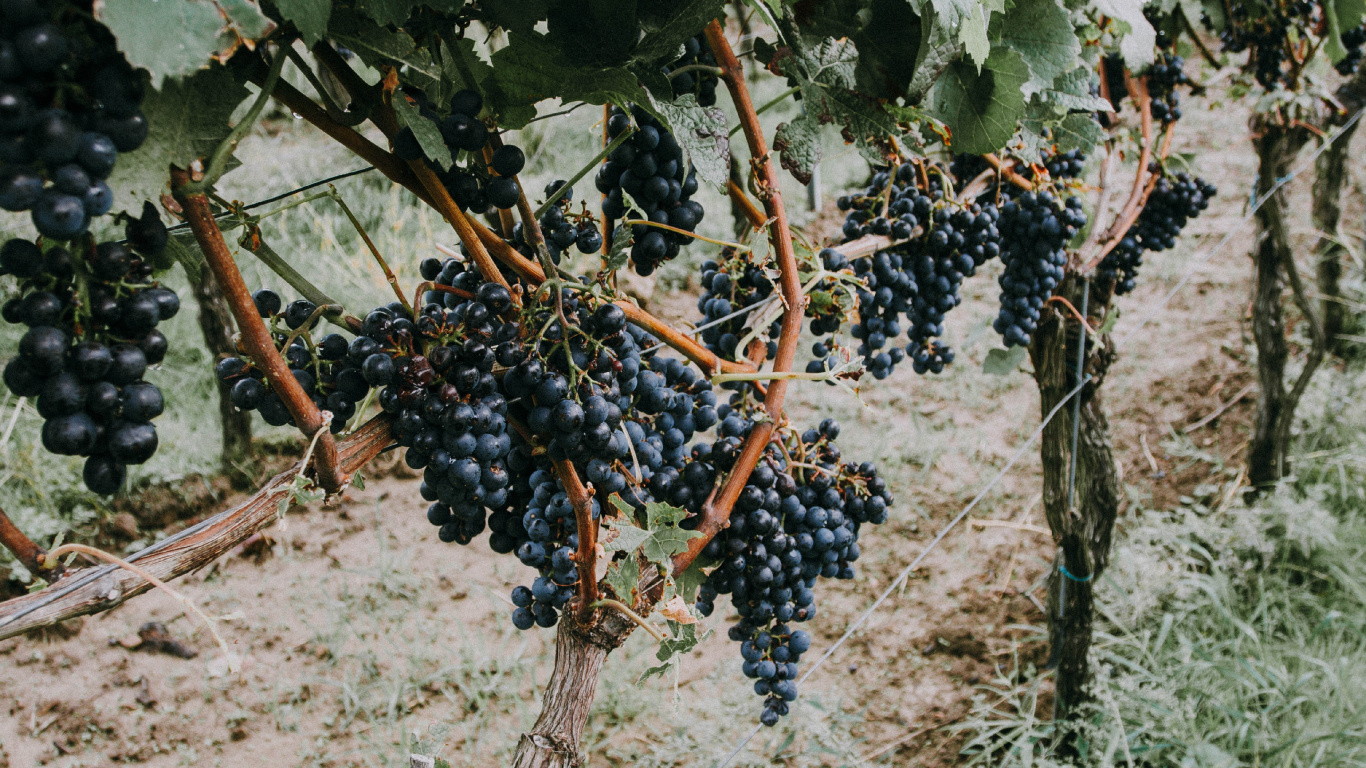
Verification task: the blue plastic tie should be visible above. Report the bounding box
[1059,563,1093,583]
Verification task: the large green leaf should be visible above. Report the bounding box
[633,0,728,62]
[274,0,332,45]
[97,0,274,86]
[1037,66,1112,114]
[931,46,1030,154]
[489,32,650,118]
[606,496,703,567]
[329,10,443,88]
[990,0,1082,97]
[773,35,901,163]
[654,95,730,191]
[105,65,249,214]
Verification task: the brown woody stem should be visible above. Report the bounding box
[0,505,52,577]
[674,20,804,575]
[552,458,599,621]
[172,167,346,496]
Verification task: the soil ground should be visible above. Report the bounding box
[0,85,1333,767]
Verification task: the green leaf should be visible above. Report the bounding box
[960,3,992,71]
[1092,0,1156,68]
[477,0,551,36]
[329,10,442,86]
[1097,306,1120,334]
[1050,112,1105,152]
[606,226,633,272]
[776,36,902,163]
[637,621,710,685]
[391,95,454,170]
[932,47,1030,154]
[105,65,249,215]
[605,495,702,567]
[1037,67,1113,114]
[990,0,1082,97]
[983,346,1028,375]
[489,32,650,119]
[604,552,641,603]
[354,0,420,26]
[773,112,824,185]
[351,471,365,490]
[674,560,708,604]
[633,0,728,63]
[97,0,271,86]
[654,95,731,191]
[274,0,332,46]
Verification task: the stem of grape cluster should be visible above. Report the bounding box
[619,219,750,251]
[0,505,51,578]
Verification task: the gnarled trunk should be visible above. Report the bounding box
[1247,123,1310,491]
[188,265,253,483]
[1029,275,1122,720]
[510,589,651,767]
[1315,68,1366,357]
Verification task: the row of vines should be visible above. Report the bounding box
[0,0,1361,764]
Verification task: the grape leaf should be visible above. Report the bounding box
[932,47,1031,154]
[354,0,419,26]
[990,0,1083,97]
[1037,67,1113,114]
[773,112,823,185]
[96,0,273,86]
[638,621,709,685]
[1092,0,1156,67]
[632,0,728,63]
[773,36,901,163]
[653,95,731,191]
[982,345,1027,374]
[961,3,992,71]
[328,11,442,87]
[606,496,702,567]
[605,226,634,272]
[488,32,651,125]
[273,0,332,46]
[1049,112,1105,153]
[391,95,454,170]
[105,65,249,215]
[604,550,641,603]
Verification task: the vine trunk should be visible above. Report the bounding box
[188,265,253,483]
[1030,276,1121,724]
[1247,123,1311,491]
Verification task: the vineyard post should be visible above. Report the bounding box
[1247,119,1313,491]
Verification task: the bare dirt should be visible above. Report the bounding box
[1,87,1338,767]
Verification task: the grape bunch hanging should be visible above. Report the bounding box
[0,0,149,239]
[1,213,173,494]
[597,105,705,276]
[665,35,720,106]
[1099,172,1217,294]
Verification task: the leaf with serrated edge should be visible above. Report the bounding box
[983,346,1028,375]
[605,496,702,568]
[653,95,730,191]
[217,0,275,39]
[604,553,640,603]
[774,112,822,185]
[961,3,991,71]
[1093,0,1156,67]
[274,0,331,45]
[391,96,453,170]
[990,0,1083,97]
[96,0,235,87]
[932,47,1030,154]
[1038,68,1113,114]
[633,0,728,62]
[105,65,248,215]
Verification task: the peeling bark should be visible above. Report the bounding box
[1029,276,1121,721]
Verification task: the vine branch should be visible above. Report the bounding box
[172,166,346,496]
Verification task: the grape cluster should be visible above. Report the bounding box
[1099,172,1216,294]
[1043,149,1086,180]
[0,0,149,239]
[1219,1,1316,89]
[393,88,527,212]
[692,417,892,725]
[992,192,1086,348]
[597,105,704,276]
[214,290,374,434]
[695,249,780,366]
[826,165,1001,376]
[666,35,720,107]
[1,220,175,494]
[1146,53,1188,124]
[535,179,603,264]
[1337,25,1366,75]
